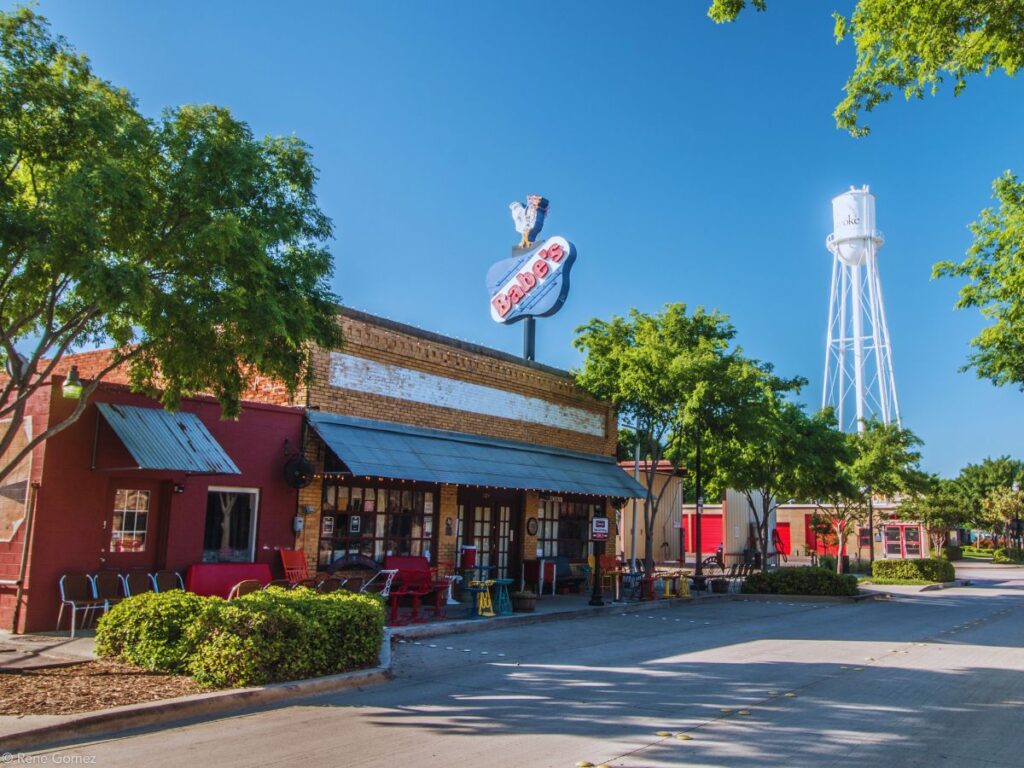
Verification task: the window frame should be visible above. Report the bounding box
[204,486,261,564]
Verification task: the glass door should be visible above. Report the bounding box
[903,526,922,557]
[885,526,902,557]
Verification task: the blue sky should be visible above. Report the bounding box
[25,0,1024,477]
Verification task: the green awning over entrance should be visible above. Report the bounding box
[306,411,645,499]
[96,403,240,475]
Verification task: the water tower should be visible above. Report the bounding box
[822,185,901,432]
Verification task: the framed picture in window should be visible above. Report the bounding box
[350,515,362,534]
[321,516,335,537]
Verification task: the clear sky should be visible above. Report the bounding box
[22,0,1024,477]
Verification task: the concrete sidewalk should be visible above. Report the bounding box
[0,631,96,670]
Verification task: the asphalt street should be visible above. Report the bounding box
[21,562,1024,768]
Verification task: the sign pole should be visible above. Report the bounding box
[523,317,536,361]
[590,515,608,606]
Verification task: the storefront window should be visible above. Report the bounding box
[203,488,259,563]
[537,498,560,557]
[537,496,596,561]
[111,489,149,553]
[321,481,435,566]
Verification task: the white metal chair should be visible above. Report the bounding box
[57,574,106,638]
[360,568,399,597]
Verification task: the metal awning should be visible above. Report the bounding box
[306,411,645,499]
[95,403,240,475]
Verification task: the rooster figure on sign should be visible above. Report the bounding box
[509,195,549,249]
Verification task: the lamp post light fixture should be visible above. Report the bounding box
[4,352,28,382]
[1014,481,1021,552]
[62,365,84,400]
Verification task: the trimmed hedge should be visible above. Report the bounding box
[871,558,955,583]
[992,547,1024,564]
[95,590,211,673]
[741,567,858,596]
[96,588,385,688]
[940,545,963,561]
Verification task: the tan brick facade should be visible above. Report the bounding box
[296,308,624,577]
[306,309,615,456]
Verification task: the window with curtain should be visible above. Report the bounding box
[202,488,259,563]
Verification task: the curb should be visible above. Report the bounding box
[920,580,968,592]
[2,643,393,753]
[389,596,695,640]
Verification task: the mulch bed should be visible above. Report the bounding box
[0,660,203,715]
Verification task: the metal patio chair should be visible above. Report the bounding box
[152,570,184,592]
[227,579,262,600]
[92,572,127,610]
[57,574,106,638]
[123,571,155,597]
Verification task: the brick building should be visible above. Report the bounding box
[292,308,643,580]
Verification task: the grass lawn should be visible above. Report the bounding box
[865,578,940,586]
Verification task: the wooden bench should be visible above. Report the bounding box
[383,555,448,624]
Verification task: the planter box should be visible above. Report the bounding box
[511,595,536,612]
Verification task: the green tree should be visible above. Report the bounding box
[574,304,782,576]
[955,455,1024,531]
[0,8,341,485]
[812,420,928,573]
[708,0,1024,136]
[981,485,1024,549]
[934,175,1024,389]
[717,397,847,571]
[899,476,969,550]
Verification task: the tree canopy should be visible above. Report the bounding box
[0,8,341,484]
[955,455,1024,528]
[708,0,1024,137]
[717,396,847,568]
[574,303,792,573]
[810,419,927,571]
[933,174,1024,389]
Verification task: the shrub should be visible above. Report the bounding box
[95,590,212,673]
[95,586,385,688]
[186,597,326,688]
[940,545,963,561]
[871,558,955,582]
[741,567,858,596]
[992,547,1024,564]
[236,587,385,676]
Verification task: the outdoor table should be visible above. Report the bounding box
[466,579,496,618]
[493,578,514,615]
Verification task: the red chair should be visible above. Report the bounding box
[280,549,310,584]
[384,556,447,624]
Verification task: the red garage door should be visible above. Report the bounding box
[804,513,838,555]
[685,514,723,554]
[773,522,791,556]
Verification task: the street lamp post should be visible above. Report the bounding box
[1014,481,1021,552]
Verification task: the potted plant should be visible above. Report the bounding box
[511,590,537,612]
[710,578,729,594]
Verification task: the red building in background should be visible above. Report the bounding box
[0,353,303,633]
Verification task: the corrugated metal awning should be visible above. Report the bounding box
[306,411,645,499]
[96,403,240,475]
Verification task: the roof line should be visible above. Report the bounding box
[307,410,620,466]
[337,306,575,381]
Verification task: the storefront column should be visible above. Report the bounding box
[521,490,540,562]
[437,484,458,566]
[295,432,326,574]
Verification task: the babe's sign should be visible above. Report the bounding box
[486,236,577,324]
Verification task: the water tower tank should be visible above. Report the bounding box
[828,186,883,266]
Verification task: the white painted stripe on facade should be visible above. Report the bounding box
[328,352,606,437]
